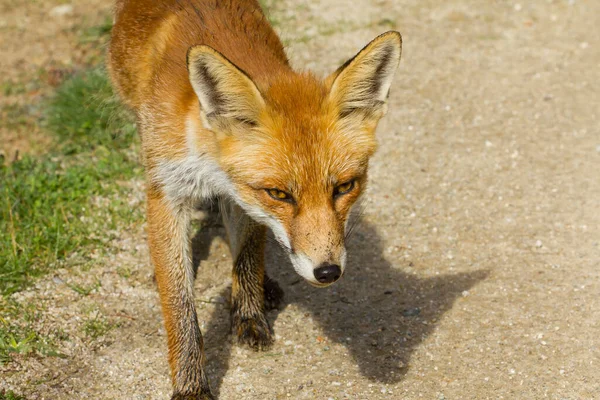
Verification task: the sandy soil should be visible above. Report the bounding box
[2,0,600,399]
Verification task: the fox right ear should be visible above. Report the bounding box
[187,45,265,129]
[328,31,402,118]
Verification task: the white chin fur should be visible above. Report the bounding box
[289,252,318,284]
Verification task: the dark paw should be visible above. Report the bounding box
[232,314,274,351]
[264,276,284,310]
[171,392,214,400]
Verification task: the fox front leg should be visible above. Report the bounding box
[147,189,214,400]
[221,201,284,349]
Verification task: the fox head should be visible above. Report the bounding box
[187,32,402,286]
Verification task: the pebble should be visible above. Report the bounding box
[49,4,74,17]
[403,307,421,317]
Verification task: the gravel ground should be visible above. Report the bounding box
[2,0,600,399]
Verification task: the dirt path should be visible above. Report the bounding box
[2,0,600,399]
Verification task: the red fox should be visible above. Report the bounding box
[108,0,401,398]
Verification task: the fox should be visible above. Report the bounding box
[108,0,402,398]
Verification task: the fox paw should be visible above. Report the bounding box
[264,276,284,310]
[232,314,274,351]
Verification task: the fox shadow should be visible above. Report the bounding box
[192,209,488,395]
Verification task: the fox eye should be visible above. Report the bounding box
[266,188,293,202]
[334,180,355,197]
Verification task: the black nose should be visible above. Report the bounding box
[313,263,342,284]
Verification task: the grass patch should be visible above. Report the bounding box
[45,67,136,153]
[0,390,26,400]
[1,80,28,97]
[82,311,115,340]
[0,68,141,296]
[0,300,64,365]
[0,104,34,130]
[67,279,101,296]
[79,16,113,44]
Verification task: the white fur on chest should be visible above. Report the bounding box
[154,154,233,204]
[152,116,235,204]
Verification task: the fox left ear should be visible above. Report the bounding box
[187,45,265,129]
[328,31,402,118]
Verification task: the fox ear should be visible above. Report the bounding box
[328,31,402,118]
[187,45,265,128]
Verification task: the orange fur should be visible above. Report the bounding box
[108,1,401,397]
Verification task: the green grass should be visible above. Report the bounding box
[0,66,141,363]
[0,67,141,296]
[0,300,64,365]
[0,390,26,400]
[45,67,137,153]
[79,16,113,44]
[67,279,101,296]
[82,311,115,340]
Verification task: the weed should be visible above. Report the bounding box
[0,104,36,130]
[67,279,101,296]
[0,390,26,400]
[82,312,114,340]
[116,267,132,279]
[0,300,62,364]
[1,81,27,97]
[378,18,398,29]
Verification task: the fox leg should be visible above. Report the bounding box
[220,200,284,350]
[147,188,213,400]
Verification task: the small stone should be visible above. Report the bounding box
[402,307,421,317]
[210,296,226,304]
[50,4,74,17]
[535,240,543,248]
